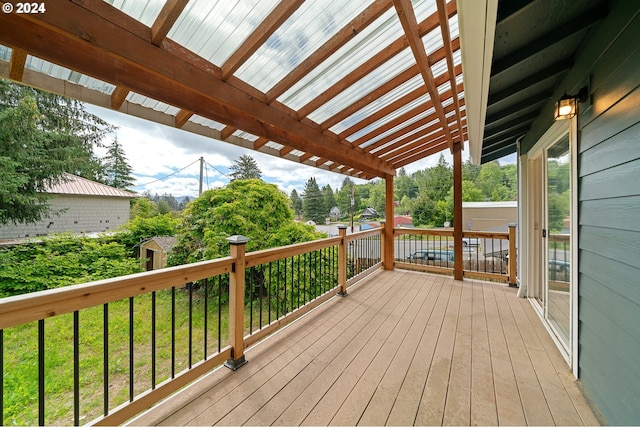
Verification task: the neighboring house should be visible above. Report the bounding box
[328,206,340,221]
[463,0,640,423]
[462,201,517,231]
[139,236,177,271]
[359,207,377,220]
[393,215,413,228]
[0,173,137,240]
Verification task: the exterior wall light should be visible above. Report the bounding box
[554,87,588,120]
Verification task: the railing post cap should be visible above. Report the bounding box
[507,223,518,228]
[226,235,250,244]
[337,225,348,229]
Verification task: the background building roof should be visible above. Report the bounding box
[48,173,137,198]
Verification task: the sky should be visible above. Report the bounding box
[86,103,496,200]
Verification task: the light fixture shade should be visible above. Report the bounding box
[554,95,577,120]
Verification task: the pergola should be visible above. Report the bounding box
[0,0,480,278]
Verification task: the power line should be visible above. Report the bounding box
[132,158,200,188]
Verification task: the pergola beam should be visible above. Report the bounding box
[436,0,466,148]
[393,0,454,151]
[151,0,190,46]
[221,0,304,80]
[298,2,457,119]
[8,47,27,81]
[265,0,393,103]
[0,0,394,178]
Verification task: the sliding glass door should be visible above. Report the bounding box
[545,135,571,349]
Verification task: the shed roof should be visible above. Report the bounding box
[0,0,466,180]
[48,173,137,198]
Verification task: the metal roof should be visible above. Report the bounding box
[0,0,467,180]
[48,173,137,198]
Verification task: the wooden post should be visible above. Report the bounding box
[338,225,348,296]
[225,235,249,370]
[508,224,517,287]
[453,142,463,281]
[379,220,386,267]
[384,174,395,270]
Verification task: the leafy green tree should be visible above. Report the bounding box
[0,82,114,225]
[477,161,504,199]
[169,179,324,265]
[290,189,303,218]
[102,137,135,189]
[412,195,437,227]
[414,153,452,202]
[336,177,359,218]
[130,197,158,219]
[396,167,417,200]
[462,159,482,183]
[0,234,141,297]
[366,180,387,216]
[302,177,325,223]
[229,154,262,181]
[115,213,179,250]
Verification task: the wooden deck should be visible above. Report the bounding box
[130,270,599,426]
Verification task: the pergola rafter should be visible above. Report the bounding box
[0,0,466,180]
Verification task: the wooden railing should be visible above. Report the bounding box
[0,223,518,425]
[0,226,383,426]
[394,224,517,285]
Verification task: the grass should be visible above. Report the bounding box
[3,287,230,425]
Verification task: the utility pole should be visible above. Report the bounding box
[199,156,204,196]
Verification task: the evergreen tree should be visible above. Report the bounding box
[290,189,303,218]
[0,82,115,225]
[302,177,324,223]
[229,154,262,181]
[102,137,135,189]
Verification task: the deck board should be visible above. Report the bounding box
[130,270,600,426]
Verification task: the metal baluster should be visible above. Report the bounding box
[203,279,208,359]
[103,304,109,416]
[152,292,156,388]
[217,277,222,353]
[188,283,193,369]
[73,311,80,425]
[1,329,3,426]
[129,297,134,402]
[171,287,175,378]
[38,319,45,426]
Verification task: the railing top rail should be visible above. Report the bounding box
[245,235,342,268]
[394,228,453,236]
[462,230,509,239]
[0,257,234,330]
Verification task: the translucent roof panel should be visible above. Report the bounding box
[235,0,375,93]
[0,45,11,61]
[332,73,426,136]
[126,92,180,116]
[277,7,401,110]
[103,0,165,27]
[168,0,279,67]
[233,130,259,142]
[189,114,226,131]
[24,57,115,94]
[307,48,416,124]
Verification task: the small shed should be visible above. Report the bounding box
[394,215,414,228]
[329,206,341,221]
[360,207,377,220]
[140,236,177,271]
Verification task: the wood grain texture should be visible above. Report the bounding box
[131,270,599,426]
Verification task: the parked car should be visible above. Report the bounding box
[462,237,480,247]
[406,250,454,262]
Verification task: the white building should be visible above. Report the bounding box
[0,173,137,241]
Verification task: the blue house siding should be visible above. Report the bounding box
[577,5,640,424]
